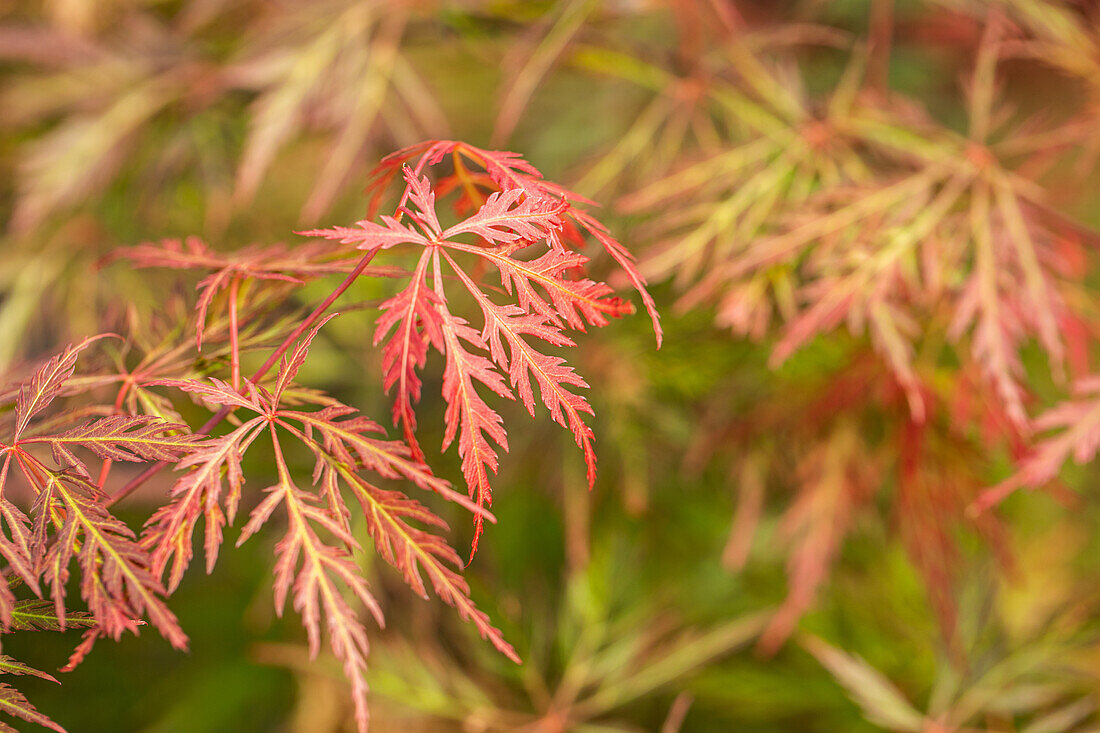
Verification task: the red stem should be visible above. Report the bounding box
[107,249,379,507]
[228,276,242,392]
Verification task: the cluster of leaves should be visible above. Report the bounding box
[0,139,651,731]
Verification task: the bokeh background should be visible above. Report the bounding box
[4,1,1100,731]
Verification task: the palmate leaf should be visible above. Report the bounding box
[145,314,519,732]
[0,340,205,648]
[140,378,277,589]
[671,151,1076,431]
[120,236,382,351]
[610,24,1088,440]
[302,155,642,550]
[269,334,517,706]
[144,372,387,730]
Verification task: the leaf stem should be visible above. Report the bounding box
[107,249,379,507]
[96,379,132,489]
[229,276,242,392]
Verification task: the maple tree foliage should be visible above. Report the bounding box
[7,1,1100,731]
[0,141,647,732]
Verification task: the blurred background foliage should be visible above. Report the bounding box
[4,0,1100,731]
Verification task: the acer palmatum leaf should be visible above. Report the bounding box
[272,324,514,658]
[363,140,661,343]
[300,152,644,553]
[120,237,369,351]
[0,340,205,648]
[138,378,270,591]
[140,304,519,733]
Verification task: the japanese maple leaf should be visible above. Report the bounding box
[302,156,640,553]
